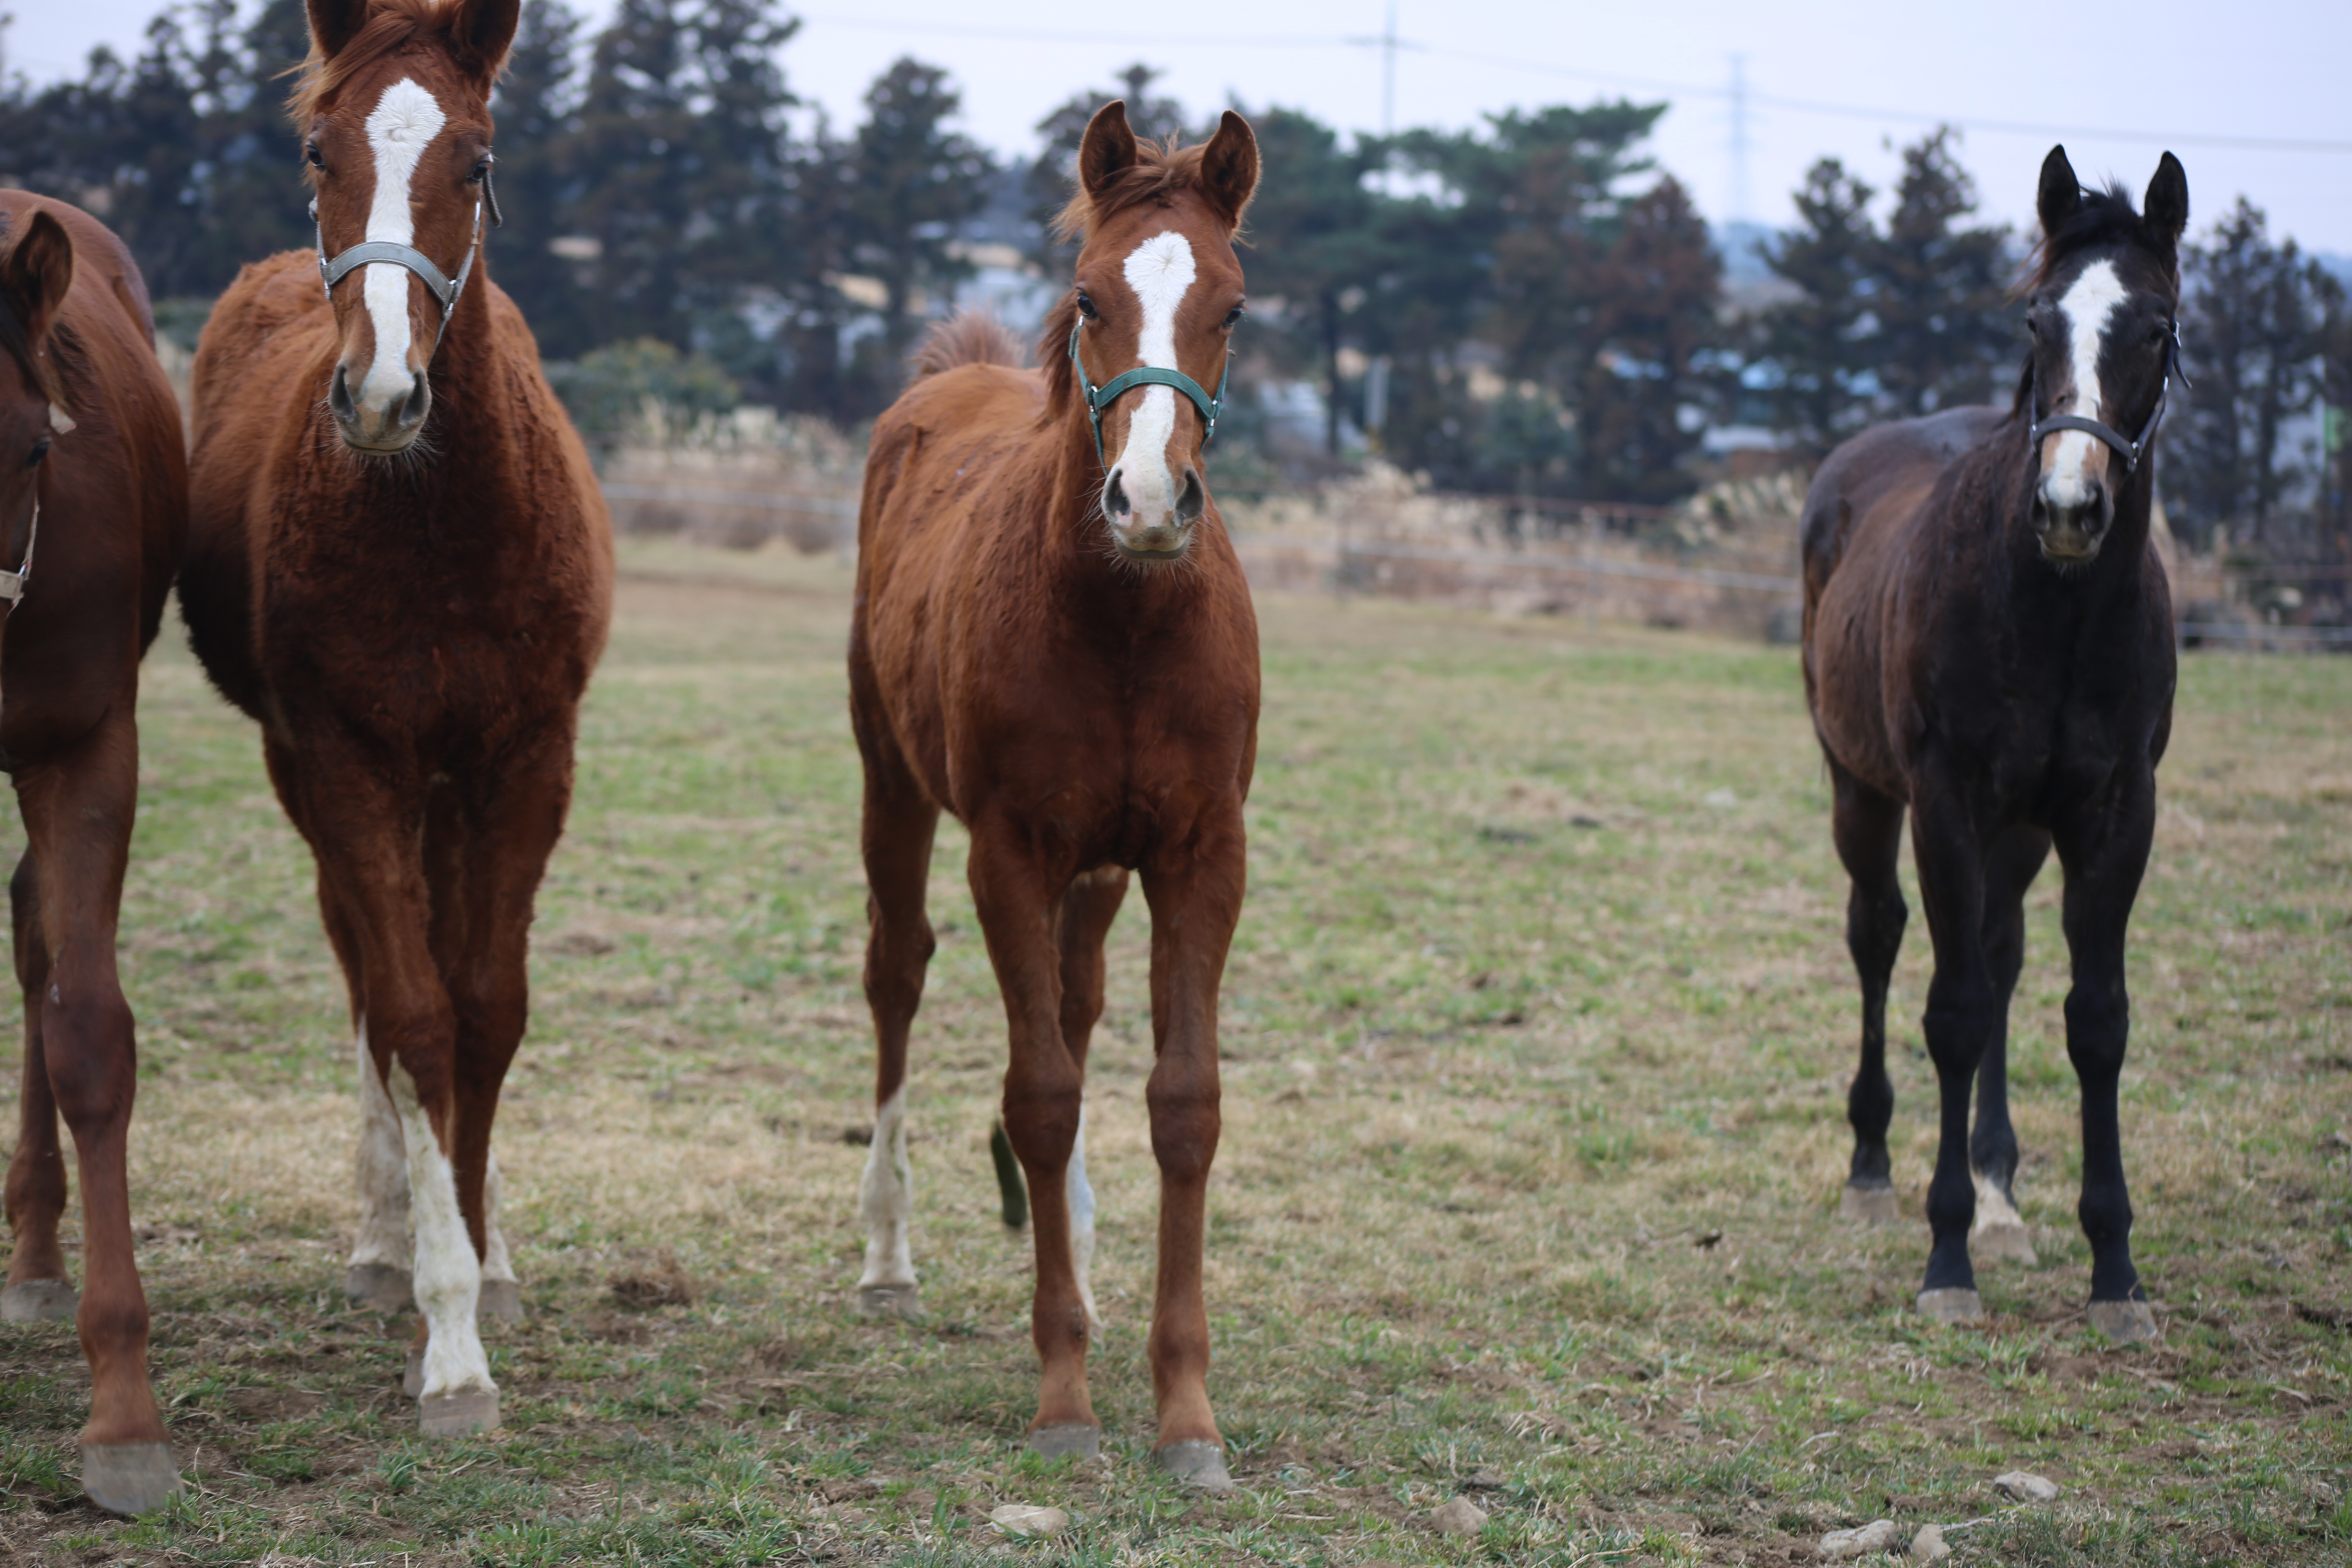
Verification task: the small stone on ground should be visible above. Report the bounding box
[1430,1496,1488,1536]
[1993,1470,2061,1502]
[1911,1523,1951,1561]
[1819,1519,1900,1560]
[989,1503,1069,1538]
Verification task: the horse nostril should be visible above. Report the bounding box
[399,373,431,429]
[1174,466,1205,523]
[1105,469,1130,517]
[329,365,356,425]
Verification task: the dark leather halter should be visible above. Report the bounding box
[1067,320,1231,468]
[2027,321,2183,477]
[313,157,503,354]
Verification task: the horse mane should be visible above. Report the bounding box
[289,0,488,123]
[1037,290,1082,423]
[911,311,1026,380]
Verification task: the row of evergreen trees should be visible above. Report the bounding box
[0,0,2343,548]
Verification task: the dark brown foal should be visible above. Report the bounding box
[0,195,188,1513]
[847,103,1261,1488]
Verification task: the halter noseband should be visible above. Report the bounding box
[2027,321,2183,477]
[313,156,503,354]
[1067,321,1232,468]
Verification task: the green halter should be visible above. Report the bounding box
[1067,321,1232,468]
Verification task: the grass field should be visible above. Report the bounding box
[0,538,2346,1566]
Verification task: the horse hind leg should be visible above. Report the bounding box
[853,730,940,1321]
[347,1021,416,1310]
[3,852,77,1322]
[1969,827,2049,1267]
[1056,868,1129,1337]
[1831,768,1906,1225]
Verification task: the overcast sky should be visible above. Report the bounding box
[10,0,2350,253]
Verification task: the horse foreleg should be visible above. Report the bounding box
[1139,806,1244,1492]
[318,876,412,1311]
[1829,768,1905,1223]
[970,824,1094,1457]
[1968,826,2051,1267]
[16,715,178,1512]
[2057,779,2157,1341]
[1910,791,1996,1324]
[2,851,75,1321]
[1057,868,1129,1334]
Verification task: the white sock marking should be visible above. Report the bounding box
[1103,232,1198,522]
[1067,1100,1100,1335]
[482,1149,516,1287]
[2044,259,2127,503]
[349,1021,412,1273]
[358,78,447,416]
[856,1087,916,1292]
[1971,1170,2026,1236]
[387,1061,493,1399]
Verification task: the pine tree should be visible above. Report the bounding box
[1757,158,1879,454]
[1242,106,1384,457]
[489,0,593,359]
[1577,175,1722,501]
[1871,127,2014,417]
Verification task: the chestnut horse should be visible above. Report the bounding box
[848,103,1260,1488]
[1803,147,2186,1340]
[179,0,611,1433]
[0,197,186,1515]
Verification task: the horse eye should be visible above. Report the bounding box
[1222,305,1245,330]
[468,156,492,184]
[27,439,49,468]
[1076,292,1097,321]
[305,143,325,169]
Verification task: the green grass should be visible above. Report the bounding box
[0,537,2346,1565]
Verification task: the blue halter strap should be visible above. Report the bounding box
[1067,321,1232,467]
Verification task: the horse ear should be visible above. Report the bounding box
[1079,101,1140,202]
[1199,110,1261,229]
[305,0,371,58]
[0,211,74,350]
[2036,145,2081,241]
[448,0,521,86]
[2143,151,2188,252]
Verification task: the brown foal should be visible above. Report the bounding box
[847,102,1262,1488]
[0,196,187,1515]
[179,0,612,1434]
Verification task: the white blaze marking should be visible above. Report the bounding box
[1067,1101,1100,1335]
[358,78,447,414]
[349,1022,412,1274]
[1104,232,1197,518]
[856,1087,916,1292]
[387,1062,494,1399]
[2044,259,2127,500]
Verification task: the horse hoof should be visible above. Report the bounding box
[345,1263,412,1311]
[857,1284,921,1319]
[79,1441,183,1516]
[0,1279,78,1322]
[1971,1220,2039,1266]
[1838,1184,1899,1225]
[1027,1423,1101,1461]
[1916,1287,1984,1324]
[2088,1298,2159,1343]
[478,1278,524,1321]
[1153,1439,1234,1492]
[403,1349,424,1400]
[418,1388,500,1437]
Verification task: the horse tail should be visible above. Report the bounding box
[988,1118,1029,1229]
[910,311,1026,380]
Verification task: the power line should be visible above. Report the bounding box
[794,12,2352,156]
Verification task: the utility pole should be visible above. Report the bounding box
[1381,0,1398,140]
[1727,53,1752,226]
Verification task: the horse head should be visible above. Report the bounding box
[0,210,74,579]
[2019,145,2188,567]
[1058,103,1259,566]
[295,0,516,456]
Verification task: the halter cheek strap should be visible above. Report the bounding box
[0,494,38,604]
[314,156,503,355]
[1067,321,1232,468]
[2027,322,2185,477]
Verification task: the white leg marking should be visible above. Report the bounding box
[357,78,448,415]
[349,1022,412,1272]
[1102,231,1198,523]
[2043,258,2127,503]
[481,1149,515,1287]
[1067,1100,1100,1335]
[387,1062,492,1399]
[856,1087,916,1292]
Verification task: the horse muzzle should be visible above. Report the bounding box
[2032,472,2111,566]
[1104,461,1206,565]
[330,361,433,455]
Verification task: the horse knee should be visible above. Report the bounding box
[2064,983,2130,1070]
[1003,1068,1082,1169]
[1845,886,1905,973]
[1921,985,1996,1065]
[1145,1078,1220,1185]
[40,984,136,1133]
